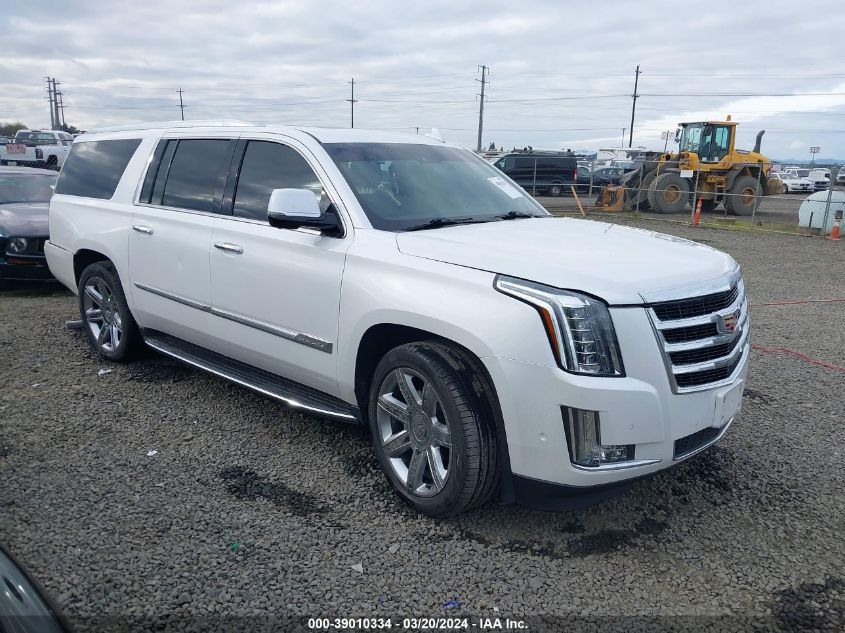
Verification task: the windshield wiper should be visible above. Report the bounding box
[402,216,487,232]
[495,210,537,220]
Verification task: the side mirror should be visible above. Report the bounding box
[267,188,342,237]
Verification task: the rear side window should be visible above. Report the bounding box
[233,141,324,221]
[160,139,235,213]
[55,139,142,199]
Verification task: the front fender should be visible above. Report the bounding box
[335,232,555,402]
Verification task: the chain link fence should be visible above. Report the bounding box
[497,153,843,237]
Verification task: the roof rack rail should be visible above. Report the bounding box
[87,120,254,134]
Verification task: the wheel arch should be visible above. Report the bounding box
[73,248,111,286]
[352,321,515,503]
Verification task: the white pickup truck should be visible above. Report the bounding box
[0,129,74,170]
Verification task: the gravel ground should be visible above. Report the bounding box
[1,221,843,632]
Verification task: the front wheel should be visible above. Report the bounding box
[368,342,498,517]
[78,261,141,361]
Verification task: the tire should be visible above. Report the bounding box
[367,341,498,517]
[625,169,656,211]
[78,261,141,362]
[725,175,761,216]
[648,172,691,214]
[548,182,564,197]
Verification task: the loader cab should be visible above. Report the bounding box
[676,122,736,163]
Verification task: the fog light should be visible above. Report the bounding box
[563,407,633,467]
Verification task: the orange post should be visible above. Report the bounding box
[692,198,703,227]
[829,213,841,241]
[571,185,586,217]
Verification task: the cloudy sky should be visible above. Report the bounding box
[2,0,844,160]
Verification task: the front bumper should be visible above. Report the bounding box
[0,255,54,282]
[484,306,748,493]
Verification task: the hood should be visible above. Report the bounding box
[0,203,49,237]
[396,217,738,305]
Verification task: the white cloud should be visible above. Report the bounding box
[1,0,843,158]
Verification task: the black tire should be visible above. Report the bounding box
[367,341,498,517]
[625,169,656,211]
[648,172,691,214]
[78,261,141,362]
[725,175,761,216]
[548,182,564,197]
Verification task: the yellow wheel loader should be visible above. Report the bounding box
[620,119,781,215]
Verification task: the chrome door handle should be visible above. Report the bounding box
[132,225,154,235]
[214,242,243,254]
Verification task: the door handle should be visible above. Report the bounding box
[214,242,243,254]
[132,225,154,235]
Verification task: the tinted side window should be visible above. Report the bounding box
[233,141,324,221]
[161,139,235,213]
[55,139,142,199]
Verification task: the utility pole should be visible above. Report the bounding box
[45,77,56,129]
[628,65,640,148]
[57,90,66,130]
[51,79,62,131]
[476,65,488,152]
[621,128,626,148]
[347,78,358,128]
[178,87,185,121]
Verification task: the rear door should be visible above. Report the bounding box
[128,134,237,345]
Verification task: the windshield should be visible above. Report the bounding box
[324,143,548,231]
[0,173,57,204]
[15,132,57,143]
[795,170,810,177]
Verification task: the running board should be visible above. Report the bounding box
[142,330,361,423]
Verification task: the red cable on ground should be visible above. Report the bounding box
[750,344,845,373]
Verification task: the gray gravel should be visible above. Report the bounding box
[1,221,843,632]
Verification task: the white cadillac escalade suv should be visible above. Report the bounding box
[46,121,749,517]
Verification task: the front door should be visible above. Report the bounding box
[208,136,353,396]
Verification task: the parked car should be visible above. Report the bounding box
[774,172,813,193]
[492,151,578,197]
[0,543,73,632]
[835,168,845,185]
[807,169,830,191]
[47,122,749,517]
[0,166,58,288]
[590,166,626,187]
[0,129,73,170]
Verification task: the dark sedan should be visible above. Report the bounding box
[0,167,57,288]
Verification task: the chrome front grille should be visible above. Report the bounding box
[648,276,749,393]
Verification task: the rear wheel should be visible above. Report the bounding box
[725,175,762,216]
[548,182,564,197]
[648,172,691,214]
[78,261,141,362]
[368,342,498,517]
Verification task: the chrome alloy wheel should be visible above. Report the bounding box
[82,276,123,353]
[376,367,452,497]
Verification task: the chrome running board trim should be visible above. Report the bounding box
[142,330,359,422]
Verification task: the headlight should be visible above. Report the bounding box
[7,237,28,254]
[494,275,624,376]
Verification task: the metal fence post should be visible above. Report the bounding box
[751,166,763,224]
[532,158,537,196]
[589,158,594,198]
[692,169,700,223]
[821,167,835,237]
